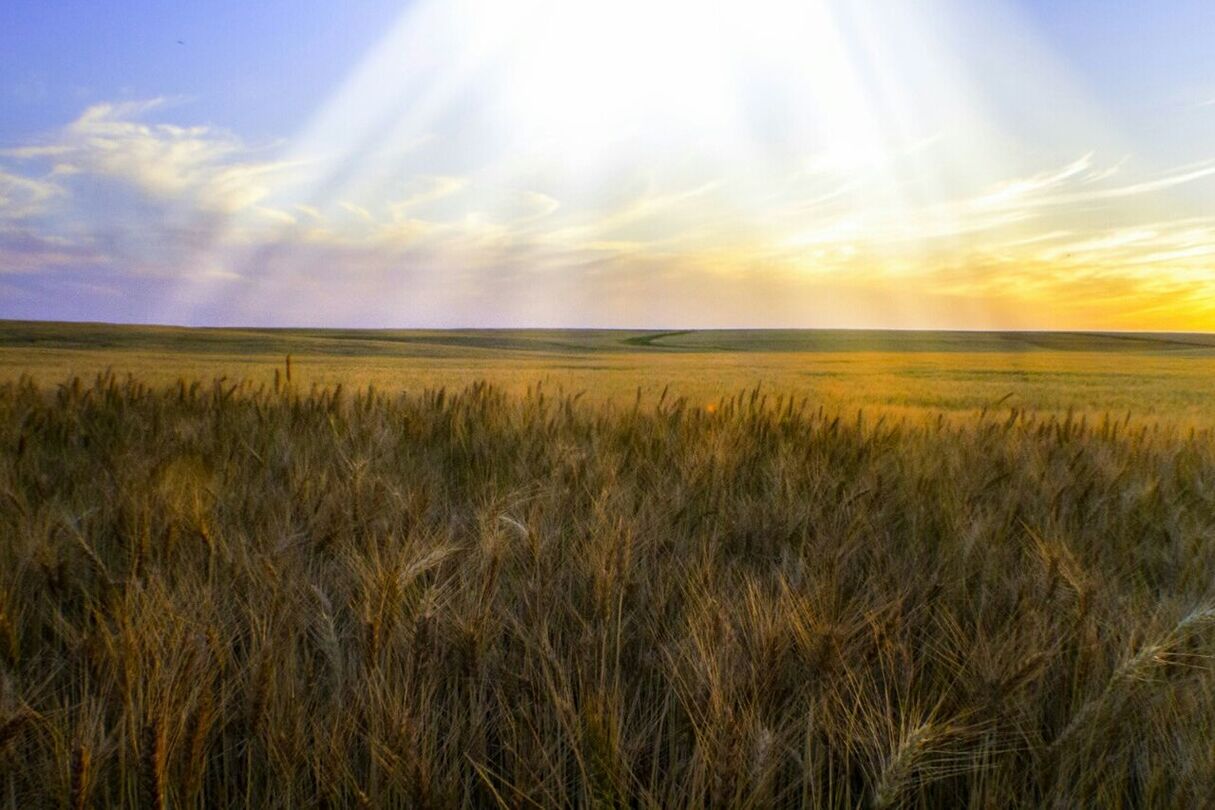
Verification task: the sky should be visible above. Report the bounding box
[1,0,1214,330]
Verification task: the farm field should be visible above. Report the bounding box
[2,322,1215,806]
[8,0,1215,805]
[2,320,1215,421]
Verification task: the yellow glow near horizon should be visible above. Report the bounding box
[140,0,1215,330]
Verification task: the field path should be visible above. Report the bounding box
[621,330,694,348]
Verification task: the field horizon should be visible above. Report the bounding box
[4,320,1214,426]
[6,318,1215,350]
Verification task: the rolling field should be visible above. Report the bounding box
[2,322,1215,807]
[2,320,1215,421]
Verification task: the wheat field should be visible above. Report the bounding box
[2,331,1215,807]
[4,321,1215,422]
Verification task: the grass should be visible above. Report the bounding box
[3,321,1215,422]
[1,346,1215,807]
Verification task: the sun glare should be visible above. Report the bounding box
[137,0,1214,330]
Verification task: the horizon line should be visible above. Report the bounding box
[2,317,1213,339]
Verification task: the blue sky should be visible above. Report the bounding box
[1,2,403,140]
[2,0,1214,329]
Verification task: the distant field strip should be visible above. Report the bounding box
[1,321,1214,421]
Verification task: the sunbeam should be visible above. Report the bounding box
[4,0,1214,329]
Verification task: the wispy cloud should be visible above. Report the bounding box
[0,145,74,160]
[0,169,63,220]
[338,201,374,221]
[970,153,1095,209]
[0,228,108,275]
[2,97,1215,330]
[388,175,468,215]
[4,99,295,214]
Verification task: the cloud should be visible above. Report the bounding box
[5,99,294,214]
[1047,160,1215,204]
[0,169,63,220]
[388,175,469,215]
[3,96,1215,331]
[338,201,374,221]
[0,145,74,159]
[0,227,108,275]
[517,191,561,222]
[538,180,722,250]
[253,206,298,226]
[970,153,1094,209]
[821,154,1215,252]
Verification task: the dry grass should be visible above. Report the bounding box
[4,322,1215,423]
[2,369,1215,807]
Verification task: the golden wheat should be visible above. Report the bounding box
[0,372,1214,807]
